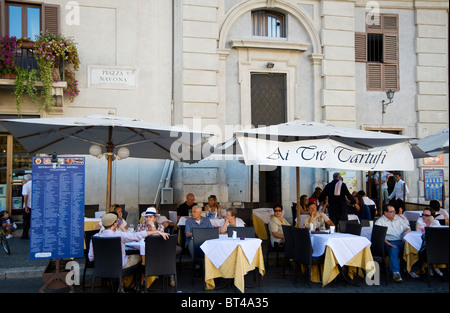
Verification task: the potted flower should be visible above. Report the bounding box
[0,35,19,79]
[17,37,35,49]
[33,32,81,111]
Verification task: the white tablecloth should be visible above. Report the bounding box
[252,208,286,224]
[361,226,372,240]
[95,211,106,219]
[200,237,262,269]
[403,231,423,251]
[177,216,224,227]
[125,239,145,255]
[403,211,422,222]
[310,232,371,267]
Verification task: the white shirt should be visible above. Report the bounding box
[388,179,409,201]
[415,217,440,231]
[375,215,410,241]
[88,229,147,267]
[22,180,32,208]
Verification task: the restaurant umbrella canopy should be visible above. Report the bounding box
[410,128,449,157]
[0,114,214,209]
[235,120,417,171]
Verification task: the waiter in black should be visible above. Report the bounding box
[318,172,356,227]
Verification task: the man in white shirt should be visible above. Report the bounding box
[375,204,411,282]
[388,172,409,203]
[21,174,32,240]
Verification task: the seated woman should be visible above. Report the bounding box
[220,208,246,234]
[302,202,334,231]
[294,195,310,227]
[96,204,128,232]
[429,200,449,226]
[416,208,440,233]
[268,204,290,247]
[416,207,444,277]
[204,195,225,217]
[350,194,371,221]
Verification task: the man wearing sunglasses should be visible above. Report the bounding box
[375,203,411,282]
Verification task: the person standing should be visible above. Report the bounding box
[318,172,355,227]
[21,174,32,240]
[387,172,409,203]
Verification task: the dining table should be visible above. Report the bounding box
[200,237,265,293]
[309,232,374,286]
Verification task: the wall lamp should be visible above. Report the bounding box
[266,62,274,69]
[381,89,395,114]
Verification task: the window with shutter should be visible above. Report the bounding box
[1,1,59,39]
[356,13,399,91]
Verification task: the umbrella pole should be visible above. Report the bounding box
[296,167,300,227]
[106,154,112,211]
[250,165,254,209]
[106,127,113,211]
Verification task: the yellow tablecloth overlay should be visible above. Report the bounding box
[308,245,373,287]
[252,214,268,240]
[204,245,265,293]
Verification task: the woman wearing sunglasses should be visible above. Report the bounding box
[268,204,290,248]
[415,208,440,233]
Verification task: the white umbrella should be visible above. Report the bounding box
[235,120,416,171]
[411,128,449,157]
[0,115,213,209]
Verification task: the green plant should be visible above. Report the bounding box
[14,67,38,116]
[33,32,81,110]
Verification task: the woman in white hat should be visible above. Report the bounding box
[136,207,165,232]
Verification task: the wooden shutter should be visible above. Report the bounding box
[367,63,382,91]
[42,4,60,35]
[0,0,5,36]
[384,64,398,91]
[382,15,398,32]
[355,32,367,62]
[384,34,398,63]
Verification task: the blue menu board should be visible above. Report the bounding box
[424,169,444,201]
[30,157,85,260]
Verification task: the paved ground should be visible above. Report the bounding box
[1,235,448,294]
[1,233,448,313]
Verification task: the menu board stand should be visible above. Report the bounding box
[40,259,74,293]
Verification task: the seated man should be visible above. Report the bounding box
[177,193,197,222]
[184,205,212,256]
[375,204,411,282]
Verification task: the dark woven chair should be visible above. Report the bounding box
[227,226,255,238]
[91,237,139,293]
[292,227,324,287]
[191,228,219,285]
[345,223,362,236]
[82,229,99,290]
[265,223,284,267]
[85,204,99,218]
[143,234,178,292]
[236,209,253,227]
[338,220,358,233]
[370,225,389,284]
[281,225,295,278]
[424,227,449,282]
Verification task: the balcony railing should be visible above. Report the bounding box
[14,46,66,81]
